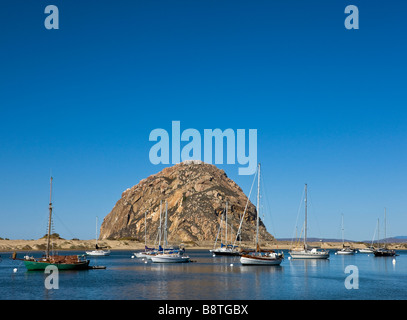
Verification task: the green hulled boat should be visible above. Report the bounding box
[23,255,90,271]
[13,177,90,271]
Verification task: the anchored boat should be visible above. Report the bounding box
[289,184,329,260]
[210,201,240,256]
[86,217,110,256]
[374,208,397,257]
[150,200,190,263]
[239,163,284,266]
[336,214,355,255]
[13,177,90,271]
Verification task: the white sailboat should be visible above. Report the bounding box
[134,210,157,259]
[151,201,190,263]
[336,214,355,255]
[240,163,284,266]
[289,184,329,259]
[359,220,377,253]
[86,217,110,256]
[358,247,375,254]
[210,201,240,256]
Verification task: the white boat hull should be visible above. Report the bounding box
[289,250,329,259]
[134,252,156,259]
[359,248,374,253]
[240,256,283,265]
[240,252,283,265]
[336,250,354,255]
[151,254,190,263]
[85,250,110,256]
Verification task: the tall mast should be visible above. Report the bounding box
[341,213,344,246]
[384,207,387,248]
[225,201,228,245]
[304,183,307,248]
[96,216,98,246]
[158,200,162,247]
[256,163,260,251]
[164,200,168,249]
[46,176,53,258]
[144,210,147,248]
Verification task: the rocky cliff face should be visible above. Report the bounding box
[99,161,273,243]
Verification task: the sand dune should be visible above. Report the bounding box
[0,238,405,253]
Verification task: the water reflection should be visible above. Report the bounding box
[372,256,397,273]
[2,249,406,299]
[123,251,288,299]
[289,257,330,273]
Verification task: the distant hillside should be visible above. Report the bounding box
[278,237,347,243]
[376,236,407,243]
[278,236,407,243]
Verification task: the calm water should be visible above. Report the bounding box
[1,249,406,300]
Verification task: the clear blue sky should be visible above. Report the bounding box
[0,0,406,241]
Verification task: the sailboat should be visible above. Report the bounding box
[86,217,110,256]
[13,177,90,270]
[289,184,329,259]
[359,246,375,254]
[240,163,284,266]
[359,219,377,253]
[150,201,190,263]
[210,201,240,256]
[134,210,157,259]
[336,214,355,255]
[134,201,180,259]
[374,208,396,257]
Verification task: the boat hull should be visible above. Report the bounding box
[240,255,283,265]
[85,250,110,256]
[336,249,355,255]
[210,249,241,256]
[359,249,374,253]
[336,251,354,255]
[289,250,330,259]
[374,249,396,257]
[151,254,190,263]
[134,252,156,259]
[24,260,90,271]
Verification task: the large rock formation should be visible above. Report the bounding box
[99,161,273,244]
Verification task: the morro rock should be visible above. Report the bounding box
[99,161,273,243]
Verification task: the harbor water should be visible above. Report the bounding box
[1,249,406,300]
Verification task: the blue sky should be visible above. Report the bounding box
[0,0,406,241]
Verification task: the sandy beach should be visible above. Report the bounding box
[0,238,405,253]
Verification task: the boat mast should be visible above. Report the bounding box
[95,216,98,247]
[384,208,387,249]
[232,168,258,249]
[304,183,307,249]
[158,200,162,247]
[341,213,344,247]
[164,200,168,249]
[256,163,260,252]
[225,201,228,246]
[46,177,53,259]
[144,210,147,248]
[213,211,222,249]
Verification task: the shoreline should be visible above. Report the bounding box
[1,238,406,253]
